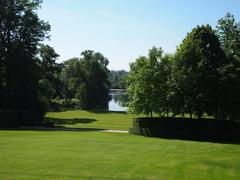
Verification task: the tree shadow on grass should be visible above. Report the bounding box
[45,117,97,125]
[0,118,104,132]
[0,127,106,132]
[33,117,105,132]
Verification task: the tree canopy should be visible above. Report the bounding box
[171,25,227,119]
[126,47,172,117]
[215,13,240,121]
[0,0,50,124]
[127,14,240,121]
[61,50,110,109]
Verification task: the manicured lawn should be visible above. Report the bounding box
[46,110,138,130]
[0,130,240,179]
[45,110,213,131]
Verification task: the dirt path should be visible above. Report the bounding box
[19,127,128,133]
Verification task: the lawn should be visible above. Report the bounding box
[45,110,137,130]
[45,110,212,131]
[0,130,240,179]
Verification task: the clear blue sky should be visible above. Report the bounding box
[39,0,240,70]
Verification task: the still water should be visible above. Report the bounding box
[108,93,127,112]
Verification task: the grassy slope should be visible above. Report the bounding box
[46,110,137,130]
[0,130,240,179]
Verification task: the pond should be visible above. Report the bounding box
[108,93,127,112]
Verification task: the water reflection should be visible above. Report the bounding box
[108,93,127,112]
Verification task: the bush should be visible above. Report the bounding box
[48,101,62,112]
[129,117,240,141]
[41,120,55,128]
[0,110,18,128]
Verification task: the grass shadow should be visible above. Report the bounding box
[0,127,106,132]
[45,117,97,125]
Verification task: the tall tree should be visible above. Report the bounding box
[0,0,50,124]
[216,13,240,60]
[60,58,79,102]
[61,50,110,109]
[38,44,63,99]
[77,50,110,109]
[216,13,240,121]
[172,25,227,119]
[126,47,171,117]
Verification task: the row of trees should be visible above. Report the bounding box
[127,13,240,121]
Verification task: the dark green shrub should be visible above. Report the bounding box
[48,101,62,112]
[130,117,240,141]
[0,110,18,128]
[41,120,55,128]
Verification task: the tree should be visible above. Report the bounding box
[216,13,240,121]
[77,50,110,109]
[38,44,63,99]
[61,50,110,109]
[216,13,240,60]
[172,25,227,119]
[126,47,171,117]
[0,0,50,124]
[61,58,79,102]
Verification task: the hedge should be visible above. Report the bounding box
[0,109,40,128]
[0,110,19,128]
[129,117,240,141]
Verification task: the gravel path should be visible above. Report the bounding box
[19,127,128,133]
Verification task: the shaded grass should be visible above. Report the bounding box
[45,110,137,130]
[0,130,240,179]
[45,110,212,131]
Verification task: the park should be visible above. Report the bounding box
[1,0,240,179]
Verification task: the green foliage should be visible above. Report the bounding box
[109,70,128,89]
[126,15,240,121]
[216,13,240,121]
[38,79,55,99]
[216,13,240,60]
[38,44,63,99]
[126,47,172,117]
[0,110,18,128]
[61,50,110,110]
[0,0,50,124]
[130,117,240,141]
[171,25,227,119]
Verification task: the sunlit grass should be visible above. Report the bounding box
[45,110,137,130]
[0,130,239,179]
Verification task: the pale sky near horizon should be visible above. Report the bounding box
[38,0,240,70]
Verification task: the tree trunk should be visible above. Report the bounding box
[190,113,193,119]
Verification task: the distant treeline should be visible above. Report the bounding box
[109,70,128,89]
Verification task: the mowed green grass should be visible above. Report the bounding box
[0,130,240,179]
[46,110,137,130]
